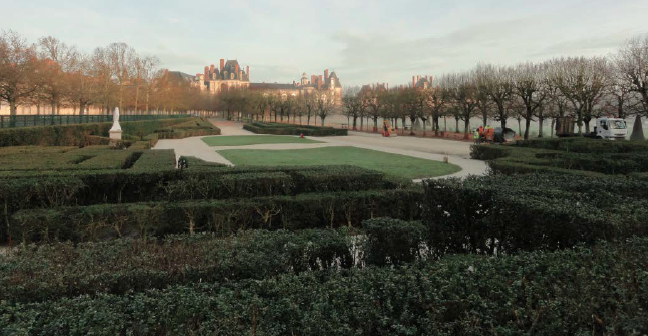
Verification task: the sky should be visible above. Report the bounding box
[2,0,648,87]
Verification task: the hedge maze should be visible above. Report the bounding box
[1,131,648,334]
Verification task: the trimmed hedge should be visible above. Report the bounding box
[421,174,648,256]
[513,136,648,153]
[244,122,347,136]
[1,238,646,335]
[0,229,354,303]
[0,118,193,147]
[10,188,422,243]
[472,140,648,176]
[0,165,404,242]
[131,150,176,170]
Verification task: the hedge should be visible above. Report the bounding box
[513,136,648,153]
[131,150,176,170]
[473,140,648,176]
[243,122,347,136]
[1,238,646,335]
[0,165,402,242]
[421,174,648,256]
[10,188,423,243]
[0,118,193,147]
[0,229,355,303]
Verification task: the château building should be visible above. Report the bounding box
[185,58,342,105]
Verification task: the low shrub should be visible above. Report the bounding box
[178,155,228,169]
[244,122,347,136]
[1,238,646,335]
[0,229,354,303]
[421,174,648,256]
[0,118,193,147]
[469,144,513,160]
[10,188,422,243]
[131,150,176,170]
[363,217,426,266]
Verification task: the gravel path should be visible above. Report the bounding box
[153,119,488,179]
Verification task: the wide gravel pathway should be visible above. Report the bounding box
[153,120,488,179]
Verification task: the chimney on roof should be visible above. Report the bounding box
[235,63,240,79]
[246,66,249,80]
[210,64,215,74]
[416,75,420,83]
[204,66,209,79]
[318,75,323,86]
[311,75,316,85]
[412,76,415,88]
[324,69,329,83]
[219,59,224,71]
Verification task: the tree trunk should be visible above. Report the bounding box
[584,119,591,134]
[538,116,544,138]
[454,118,459,133]
[320,117,325,126]
[409,117,416,136]
[352,117,358,130]
[551,118,555,138]
[524,117,531,139]
[463,119,470,138]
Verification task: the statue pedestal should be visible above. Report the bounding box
[109,130,123,148]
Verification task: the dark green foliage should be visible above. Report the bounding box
[131,150,176,170]
[469,144,513,160]
[0,229,354,303]
[363,217,426,266]
[0,118,194,147]
[10,188,422,243]
[422,174,648,256]
[472,138,648,176]
[2,238,646,335]
[244,122,347,136]
[0,164,415,243]
[155,117,221,139]
[177,155,228,169]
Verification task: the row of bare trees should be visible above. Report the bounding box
[342,35,648,139]
[207,89,337,126]
[0,30,200,116]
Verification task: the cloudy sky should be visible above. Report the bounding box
[2,0,648,86]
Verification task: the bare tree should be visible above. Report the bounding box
[342,86,363,130]
[0,30,42,123]
[549,57,610,135]
[476,64,514,128]
[139,57,160,114]
[615,35,648,139]
[316,94,334,126]
[446,72,479,138]
[37,36,78,114]
[513,62,551,139]
[106,42,135,113]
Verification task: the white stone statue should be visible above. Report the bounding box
[109,107,122,140]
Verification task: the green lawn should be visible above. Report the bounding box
[217,146,461,179]
[202,135,322,146]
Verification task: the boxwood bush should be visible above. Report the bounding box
[472,138,648,176]
[0,118,194,147]
[243,122,347,136]
[10,188,422,243]
[0,229,355,303]
[2,238,646,335]
[421,174,648,256]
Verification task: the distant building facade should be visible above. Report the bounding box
[185,58,342,105]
